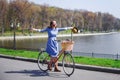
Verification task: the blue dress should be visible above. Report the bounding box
[39,27,67,57]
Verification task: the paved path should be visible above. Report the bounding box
[0,57,120,80]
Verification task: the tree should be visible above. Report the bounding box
[102,13,115,31]
[8,0,32,34]
[0,0,8,35]
[1,0,120,33]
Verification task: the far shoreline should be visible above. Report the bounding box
[0,32,118,40]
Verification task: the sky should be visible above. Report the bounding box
[28,0,120,19]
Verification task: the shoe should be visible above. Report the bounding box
[54,67,61,72]
[48,64,52,71]
[48,68,52,71]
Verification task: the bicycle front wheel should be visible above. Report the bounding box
[37,51,50,72]
[62,52,75,76]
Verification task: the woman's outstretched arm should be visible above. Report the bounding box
[32,28,47,32]
[58,27,73,31]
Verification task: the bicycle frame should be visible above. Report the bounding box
[52,49,65,63]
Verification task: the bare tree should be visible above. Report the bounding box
[0,0,8,35]
[8,0,32,34]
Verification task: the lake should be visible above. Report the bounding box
[0,32,120,54]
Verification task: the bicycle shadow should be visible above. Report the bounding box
[5,70,49,77]
[5,69,69,78]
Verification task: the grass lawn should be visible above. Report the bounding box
[0,48,120,68]
[0,48,38,59]
[74,56,120,68]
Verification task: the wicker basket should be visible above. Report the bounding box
[61,40,74,51]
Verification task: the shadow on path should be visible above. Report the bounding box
[5,69,69,78]
[5,70,49,77]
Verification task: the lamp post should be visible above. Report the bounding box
[11,19,20,50]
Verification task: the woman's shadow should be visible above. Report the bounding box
[5,69,49,77]
[5,69,68,78]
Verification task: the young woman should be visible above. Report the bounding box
[32,20,73,72]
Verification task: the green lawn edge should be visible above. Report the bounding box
[0,48,120,68]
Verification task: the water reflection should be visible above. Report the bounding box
[16,38,47,50]
[0,38,47,50]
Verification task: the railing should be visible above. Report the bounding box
[73,52,120,60]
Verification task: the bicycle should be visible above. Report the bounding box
[37,39,75,77]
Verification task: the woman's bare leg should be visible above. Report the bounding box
[54,57,61,72]
[48,57,52,71]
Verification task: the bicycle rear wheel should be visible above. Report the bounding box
[37,51,50,72]
[62,52,75,76]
